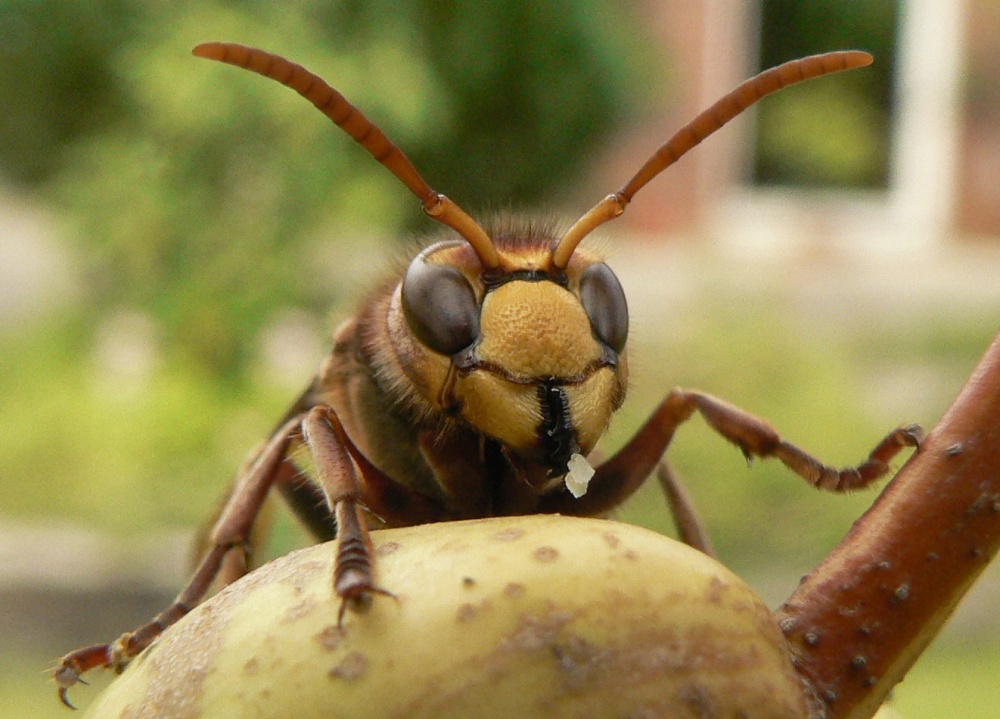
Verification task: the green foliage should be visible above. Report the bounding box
[0,0,140,184]
[754,0,899,187]
[4,0,656,376]
[891,637,1000,719]
[315,0,648,209]
[0,319,283,532]
[754,81,888,187]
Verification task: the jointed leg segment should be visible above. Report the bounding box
[546,387,922,521]
[301,406,394,623]
[685,389,923,491]
[656,461,715,556]
[54,407,387,707]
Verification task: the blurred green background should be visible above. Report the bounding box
[1,1,997,717]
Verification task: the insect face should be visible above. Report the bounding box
[395,227,628,477]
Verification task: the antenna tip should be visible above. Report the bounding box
[837,50,875,70]
[192,42,225,60]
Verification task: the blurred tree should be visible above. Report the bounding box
[0,0,140,184]
[315,0,648,209]
[6,0,655,376]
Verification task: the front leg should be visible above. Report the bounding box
[53,415,305,707]
[543,387,922,520]
[53,406,398,706]
[301,406,395,623]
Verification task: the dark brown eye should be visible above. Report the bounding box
[579,262,628,354]
[402,258,480,356]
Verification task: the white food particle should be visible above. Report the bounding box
[564,453,595,498]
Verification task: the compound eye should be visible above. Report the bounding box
[579,262,628,354]
[402,257,480,356]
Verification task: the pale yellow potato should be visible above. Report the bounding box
[83,515,812,719]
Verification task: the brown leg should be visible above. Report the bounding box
[189,440,282,589]
[543,387,922,517]
[656,461,716,557]
[53,415,304,708]
[300,406,395,624]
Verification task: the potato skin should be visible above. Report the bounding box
[83,515,812,719]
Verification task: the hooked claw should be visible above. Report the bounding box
[53,642,112,710]
[335,575,398,627]
[54,663,88,710]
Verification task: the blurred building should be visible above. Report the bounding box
[595,0,995,253]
